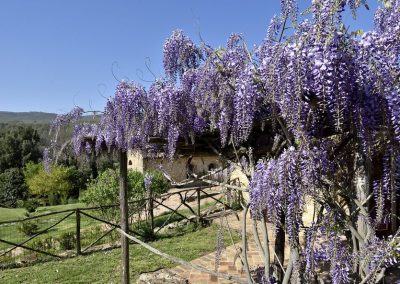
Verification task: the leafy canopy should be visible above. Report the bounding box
[0,168,27,208]
[81,169,168,206]
[24,162,79,204]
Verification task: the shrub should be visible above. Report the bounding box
[22,198,41,213]
[81,169,169,206]
[24,162,78,206]
[19,220,39,236]
[81,169,169,224]
[134,221,157,242]
[59,232,76,250]
[128,170,145,199]
[67,197,79,204]
[80,169,122,206]
[81,169,143,222]
[146,170,169,196]
[81,226,107,247]
[0,168,28,208]
[16,199,24,208]
[31,236,55,251]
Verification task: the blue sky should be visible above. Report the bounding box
[0,0,378,113]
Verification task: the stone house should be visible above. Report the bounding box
[127,150,222,183]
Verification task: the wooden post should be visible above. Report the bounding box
[197,188,201,224]
[119,150,130,284]
[76,209,81,255]
[149,186,154,231]
[145,178,154,232]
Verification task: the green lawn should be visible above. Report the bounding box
[33,203,86,215]
[0,203,95,253]
[0,200,224,264]
[0,208,27,223]
[0,203,87,223]
[0,225,240,284]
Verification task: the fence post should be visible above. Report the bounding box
[76,209,81,255]
[148,186,154,231]
[119,150,130,284]
[197,188,201,224]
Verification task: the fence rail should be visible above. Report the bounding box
[0,185,238,268]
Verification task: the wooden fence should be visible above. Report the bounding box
[0,185,237,268]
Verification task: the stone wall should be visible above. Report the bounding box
[145,155,221,182]
[127,151,144,172]
[127,150,221,182]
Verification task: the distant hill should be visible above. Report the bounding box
[0,111,101,151]
[0,111,57,123]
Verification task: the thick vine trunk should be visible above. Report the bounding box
[355,154,372,240]
[354,153,373,277]
[274,212,285,282]
[283,248,300,284]
[390,154,398,234]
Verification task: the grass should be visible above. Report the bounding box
[0,203,87,223]
[0,208,27,223]
[0,203,94,252]
[33,203,86,215]
[0,224,240,284]
[0,194,219,224]
[0,200,221,263]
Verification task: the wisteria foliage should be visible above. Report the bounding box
[49,0,400,282]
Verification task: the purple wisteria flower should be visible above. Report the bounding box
[51,106,84,133]
[44,2,400,281]
[163,30,202,79]
[43,147,51,173]
[144,173,153,192]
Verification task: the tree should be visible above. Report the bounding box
[81,169,143,206]
[25,162,78,205]
[47,0,400,282]
[146,170,169,195]
[0,125,41,172]
[0,168,27,208]
[81,169,168,222]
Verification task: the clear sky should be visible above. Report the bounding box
[0,0,378,113]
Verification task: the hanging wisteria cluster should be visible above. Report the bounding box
[249,146,333,242]
[48,0,400,282]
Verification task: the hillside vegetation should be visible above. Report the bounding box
[0,112,56,123]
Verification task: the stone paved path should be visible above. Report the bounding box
[127,186,223,226]
[168,213,290,284]
[152,187,222,217]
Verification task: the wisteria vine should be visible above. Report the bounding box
[48,0,400,282]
